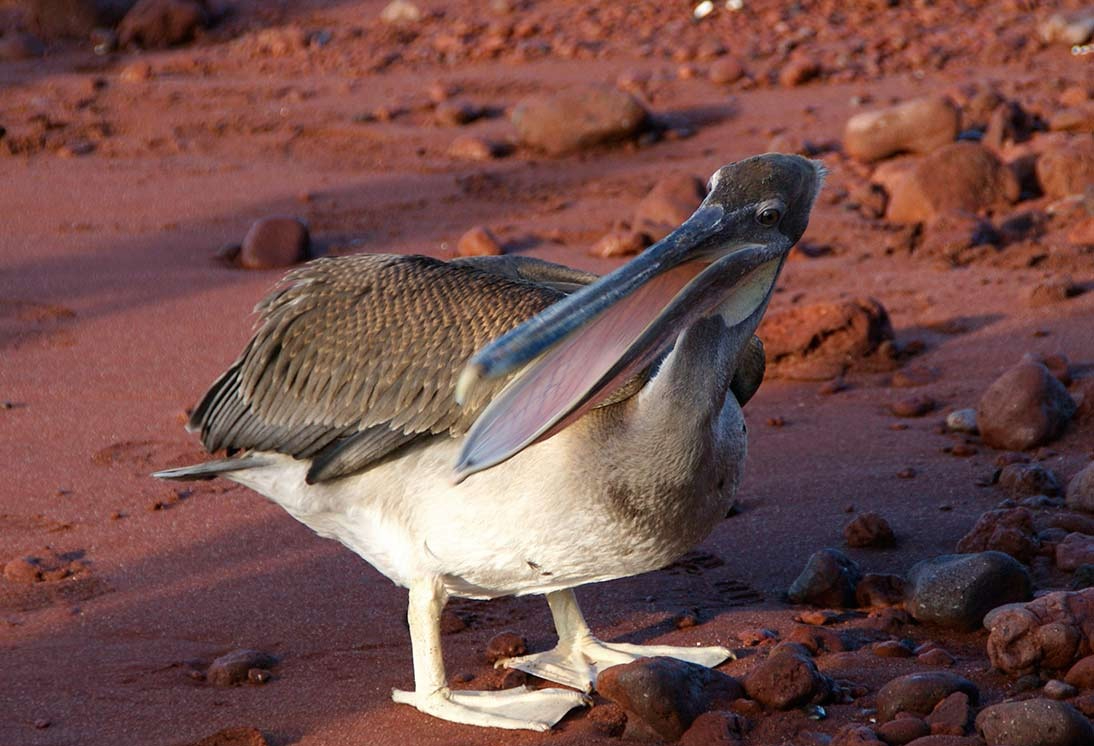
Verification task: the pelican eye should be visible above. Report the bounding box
[756,206,782,227]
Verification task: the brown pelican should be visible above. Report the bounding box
[155,153,824,731]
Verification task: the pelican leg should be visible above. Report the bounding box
[391,577,587,731]
[498,589,734,692]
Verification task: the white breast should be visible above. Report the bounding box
[225,394,746,600]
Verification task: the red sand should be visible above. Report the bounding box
[2,2,1092,744]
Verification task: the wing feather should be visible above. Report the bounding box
[190,254,579,481]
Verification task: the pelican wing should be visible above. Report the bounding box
[189,254,585,483]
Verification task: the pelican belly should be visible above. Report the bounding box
[225,396,746,600]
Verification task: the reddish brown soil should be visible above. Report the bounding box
[2,2,1092,745]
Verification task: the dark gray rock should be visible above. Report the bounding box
[876,671,979,722]
[976,698,1094,746]
[511,85,647,156]
[788,548,863,608]
[906,552,1032,630]
[978,362,1077,452]
[596,656,743,741]
[206,649,278,686]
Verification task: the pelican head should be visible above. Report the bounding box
[455,153,826,480]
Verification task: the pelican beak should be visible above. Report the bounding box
[454,154,825,481]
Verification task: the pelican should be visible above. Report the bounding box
[155,153,825,731]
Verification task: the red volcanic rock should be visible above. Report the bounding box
[1036,137,1094,199]
[886,143,1019,223]
[586,702,627,737]
[1065,655,1094,690]
[708,57,745,86]
[890,396,937,418]
[1023,276,1084,308]
[832,724,883,745]
[918,647,956,667]
[872,640,915,658]
[434,100,480,127]
[975,698,1094,746]
[679,711,749,746]
[239,217,310,269]
[1057,534,1094,572]
[511,85,647,155]
[483,631,526,664]
[876,672,979,722]
[956,507,1040,564]
[844,96,959,163]
[856,574,907,608]
[779,55,821,87]
[447,135,501,161]
[596,657,743,741]
[118,0,208,49]
[845,513,896,548]
[1049,108,1094,134]
[743,643,832,710]
[984,590,1094,675]
[927,691,973,736]
[891,366,941,388]
[633,172,706,241]
[456,225,503,257]
[787,624,846,654]
[916,210,1000,266]
[3,556,43,583]
[877,715,930,744]
[978,363,1076,452]
[760,298,895,381]
[589,230,649,258]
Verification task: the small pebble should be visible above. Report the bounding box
[918,647,953,665]
[484,631,526,664]
[1044,679,1077,700]
[890,395,937,418]
[456,226,503,257]
[946,408,978,433]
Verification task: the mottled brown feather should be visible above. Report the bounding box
[190,254,589,482]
